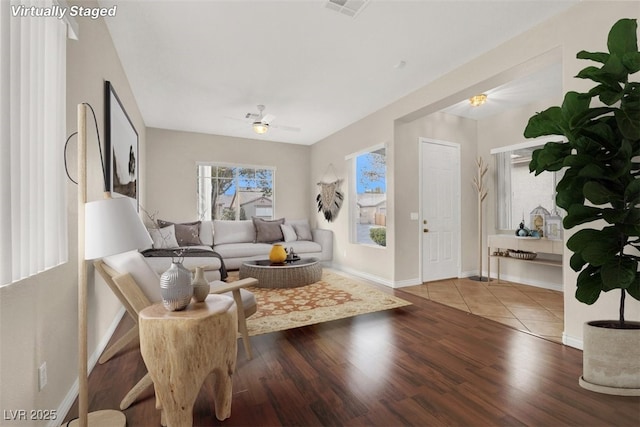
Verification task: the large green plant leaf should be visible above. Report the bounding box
[570,252,587,272]
[600,53,627,83]
[563,154,595,168]
[529,142,569,174]
[575,266,603,304]
[607,18,638,58]
[622,51,640,73]
[567,227,621,266]
[524,107,565,138]
[583,181,623,205]
[574,107,617,126]
[617,83,640,139]
[577,163,607,179]
[628,275,640,301]
[557,171,586,211]
[625,179,640,204]
[576,66,623,102]
[601,258,638,290]
[602,207,636,225]
[524,18,639,318]
[562,91,591,121]
[564,204,603,228]
[577,50,609,64]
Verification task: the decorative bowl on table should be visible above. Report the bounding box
[507,250,537,260]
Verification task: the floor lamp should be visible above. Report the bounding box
[70,104,152,427]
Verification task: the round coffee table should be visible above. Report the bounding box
[239,257,322,288]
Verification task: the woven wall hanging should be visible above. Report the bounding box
[316,164,343,222]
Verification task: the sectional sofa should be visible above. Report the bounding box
[141,218,333,281]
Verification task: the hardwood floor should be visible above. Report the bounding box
[63,286,639,426]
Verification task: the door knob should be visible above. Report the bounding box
[423,228,429,233]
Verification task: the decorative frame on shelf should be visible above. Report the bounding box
[545,215,563,240]
[105,80,139,208]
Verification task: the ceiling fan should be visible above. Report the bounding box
[243,105,301,134]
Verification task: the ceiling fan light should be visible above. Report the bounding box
[469,94,487,107]
[253,122,269,134]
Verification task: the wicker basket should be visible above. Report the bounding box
[507,250,537,260]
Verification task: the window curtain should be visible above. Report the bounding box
[494,151,512,230]
[0,0,68,286]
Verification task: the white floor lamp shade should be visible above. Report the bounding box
[85,197,152,260]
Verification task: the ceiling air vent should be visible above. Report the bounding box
[325,0,370,18]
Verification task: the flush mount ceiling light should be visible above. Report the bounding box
[469,94,488,107]
[252,122,269,134]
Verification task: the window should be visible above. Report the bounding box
[197,163,275,221]
[348,145,387,246]
[492,138,564,230]
[0,0,72,286]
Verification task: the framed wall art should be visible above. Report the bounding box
[105,81,138,208]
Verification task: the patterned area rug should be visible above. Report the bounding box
[242,270,411,336]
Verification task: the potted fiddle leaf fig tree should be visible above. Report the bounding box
[524,18,640,396]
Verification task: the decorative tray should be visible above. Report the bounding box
[507,250,537,260]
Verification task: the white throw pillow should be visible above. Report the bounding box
[280,224,297,242]
[149,225,179,249]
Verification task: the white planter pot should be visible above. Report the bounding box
[579,320,640,396]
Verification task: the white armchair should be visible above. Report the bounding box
[95,250,258,410]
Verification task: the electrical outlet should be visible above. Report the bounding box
[38,362,47,390]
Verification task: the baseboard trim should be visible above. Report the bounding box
[331,264,396,287]
[460,270,479,279]
[56,306,126,426]
[393,278,422,288]
[331,265,562,291]
[332,265,421,288]
[563,332,583,350]
[485,272,563,292]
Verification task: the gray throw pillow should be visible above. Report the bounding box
[157,219,202,246]
[252,217,285,243]
[292,222,313,241]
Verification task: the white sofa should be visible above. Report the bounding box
[213,219,333,270]
[142,218,333,279]
[142,220,224,281]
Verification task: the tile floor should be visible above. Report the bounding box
[403,277,564,343]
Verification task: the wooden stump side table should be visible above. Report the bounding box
[138,295,238,427]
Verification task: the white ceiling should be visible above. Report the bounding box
[441,62,563,120]
[99,0,576,145]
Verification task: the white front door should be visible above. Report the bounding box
[420,139,460,282]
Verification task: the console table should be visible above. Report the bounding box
[138,296,238,426]
[487,235,563,283]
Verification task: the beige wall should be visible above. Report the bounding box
[144,128,311,223]
[0,1,147,423]
[311,1,640,345]
[478,96,565,289]
[2,4,638,421]
[394,112,479,282]
[310,108,399,284]
[548,2,640,346]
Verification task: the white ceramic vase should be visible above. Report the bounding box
[160,261,192,311]
[191,266,209,303]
